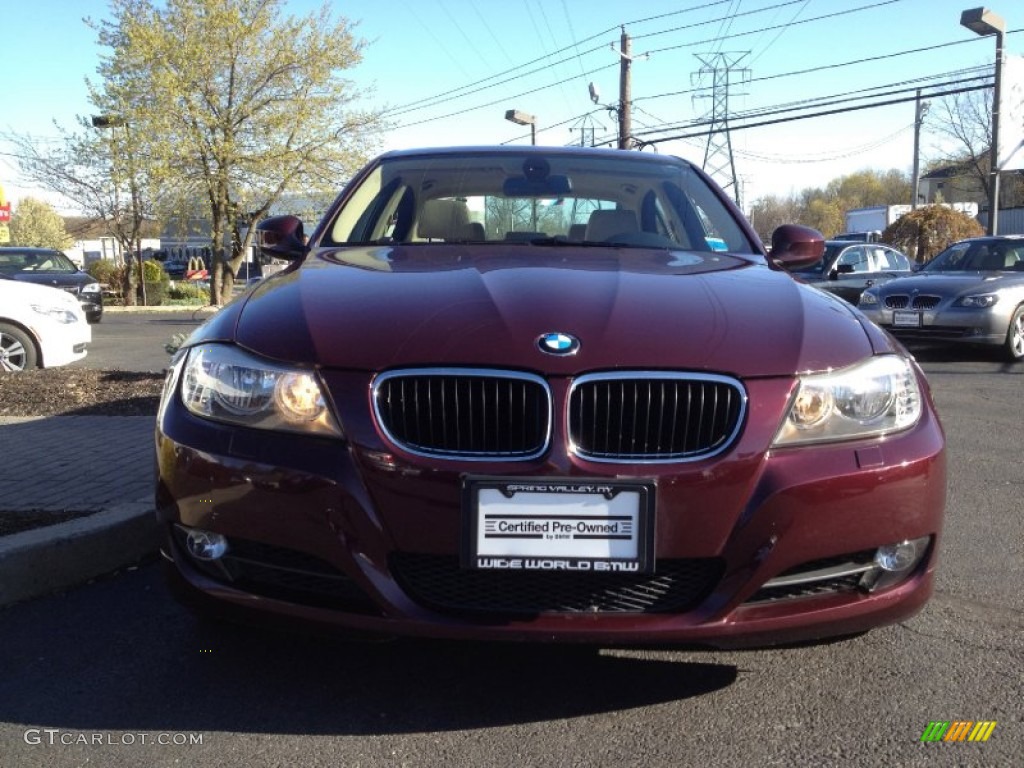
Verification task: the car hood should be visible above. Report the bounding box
[226,246,877,377]
[0,278,82,306]
[9,271,96,290]
[873,272,1018,297]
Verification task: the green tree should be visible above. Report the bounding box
[7,198,74,250]
[803,197,845,239]
[749,169,913,241]
[93,0,386,304]
[881,206,984,263]
[825,169,911,211]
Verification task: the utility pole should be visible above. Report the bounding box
[911,89,929,210]
[618,28,632,149]
[692,52,749,207]
[601,29,647,150]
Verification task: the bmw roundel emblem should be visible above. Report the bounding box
[538,332,580,356]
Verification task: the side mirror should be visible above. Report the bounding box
[769,224,825,270]
[828,264,855,279]
[256,215,307,262]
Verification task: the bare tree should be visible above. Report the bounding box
[12,116,153,304]
[928,88,1024,210]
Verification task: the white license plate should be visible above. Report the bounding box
[463,478,654,573]
[893,310,923,328]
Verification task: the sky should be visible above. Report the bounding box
[0,0,1020,215]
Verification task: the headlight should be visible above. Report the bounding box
[179,344,342,437]
[858,291,879,307]
[956,293,998,308]
[773,356,922,446]
[30,304,78,324]
[81,282,102,295]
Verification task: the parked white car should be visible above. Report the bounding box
[0,279,91,371]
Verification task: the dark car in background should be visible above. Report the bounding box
[0,246,103,323]
[860,235,1024,361]
[789,240,913,304]
[155,146,945,649]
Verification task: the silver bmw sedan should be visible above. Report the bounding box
[859,235,1024,362]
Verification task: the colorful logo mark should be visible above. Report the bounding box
[920,721,997,742]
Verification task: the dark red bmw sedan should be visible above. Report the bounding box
[155,146,945,648]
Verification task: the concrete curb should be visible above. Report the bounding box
[0,502,159,607]
[103,305,220,314]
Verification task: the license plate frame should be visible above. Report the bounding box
[892,310,923,328]
[461,477,655,573]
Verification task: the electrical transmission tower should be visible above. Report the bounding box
[692,52,750,207]
[570,114,606,147]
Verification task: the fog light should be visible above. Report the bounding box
[185,529,229,561]
[875,540,919,571]
[860,536,930,592]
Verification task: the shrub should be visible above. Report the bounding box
[138,259,171,306]
[882,206,984,263]
[165,282,211,305]
[87,259,124,285]
[167,282,209,301]
[141,259,168,283]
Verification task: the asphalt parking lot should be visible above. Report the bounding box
[1,313,1020,767]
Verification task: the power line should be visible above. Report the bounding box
[383,0,849,119]
[633,0,900,45]
[626,83,991,149]
[629,70,992,138]
[634,36,990,106]
[747,0,811,66]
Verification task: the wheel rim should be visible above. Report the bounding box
[1012,312,1024,359]
[0,332,28,372]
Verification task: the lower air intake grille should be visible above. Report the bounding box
[173,527,376,613]
[747,550,877,603]
[390,553,723,615]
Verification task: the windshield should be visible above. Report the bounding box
[0,250,78,274]
[924,240,1024,272]
[322,150,758,254]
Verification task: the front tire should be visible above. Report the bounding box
[0,323,38,372]
[1004,305,1024,362]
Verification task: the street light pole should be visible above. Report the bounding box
[504,109,537,145]
[505,109,538,228]
[911,89,929,210]
[960,7,1006,235]
[93,113,146,305]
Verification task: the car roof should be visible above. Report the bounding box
[0,246,64,254]
[956,235,1024,243]
[377,144,692,167]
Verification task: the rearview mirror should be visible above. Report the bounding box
[502,174,573,197]
[256,215,307,262]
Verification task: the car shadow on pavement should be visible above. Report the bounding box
[0,563,739,735]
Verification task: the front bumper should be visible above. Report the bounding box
[36,318,91,368]
[861,304,1008,346]
[80,296,103,323]
[154,373,946,648]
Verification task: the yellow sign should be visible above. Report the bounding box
[0,183,10,243]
